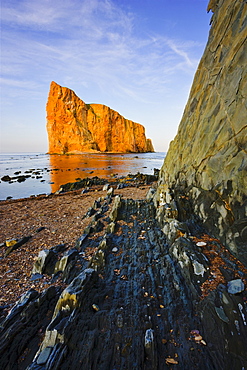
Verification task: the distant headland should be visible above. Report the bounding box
[46,81,154,154]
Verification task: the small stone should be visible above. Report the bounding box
[196,241,207,247]
[227,279,244,294]
[194,335,203,342]
[192,260,206,277]
[165,358,178,365]
[92,304,99,311]
[6,239,17,248]
[112,247,118,253]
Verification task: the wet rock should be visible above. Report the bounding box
[1,175,11,182]
[58,176,107,193]
[17,175,31,182]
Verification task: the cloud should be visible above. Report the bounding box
[1,0,202,106]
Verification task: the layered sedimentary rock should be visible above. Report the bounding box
[46,82,154,154]
[157,0,247,264]
[1,195,246,369]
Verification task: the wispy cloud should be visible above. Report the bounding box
[0,0,202,105]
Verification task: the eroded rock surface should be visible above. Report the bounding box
[46,82,154,154]
[0,194,246,369]
[157,0,247,264]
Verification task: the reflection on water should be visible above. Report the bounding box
[49,153,164,193]
[0,152,165,199]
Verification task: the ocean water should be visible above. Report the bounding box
[0,152,165,200]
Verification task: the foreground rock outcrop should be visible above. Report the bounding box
[157,0,247,265]
[46,82,154,154]
[0,190,246,369]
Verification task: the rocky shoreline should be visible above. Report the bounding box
[0,174,246,369]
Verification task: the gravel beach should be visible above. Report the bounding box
[0,183,152,308]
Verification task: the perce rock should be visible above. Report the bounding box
[46,81,154,154]
[157,0,247,265]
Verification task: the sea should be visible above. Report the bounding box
[0,152,165,200]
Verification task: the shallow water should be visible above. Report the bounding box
[0,152,165,200]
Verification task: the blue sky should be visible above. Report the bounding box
[0,0,211,153]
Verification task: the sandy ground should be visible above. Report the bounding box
[0,184,153,308]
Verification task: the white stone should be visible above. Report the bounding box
[196,241,207,247]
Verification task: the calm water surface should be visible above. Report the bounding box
[0,152,165,200]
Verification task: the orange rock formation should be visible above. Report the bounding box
[46,82,154,154]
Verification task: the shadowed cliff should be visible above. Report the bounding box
[157,0,247,265]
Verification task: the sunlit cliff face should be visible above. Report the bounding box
[46,81,154,155]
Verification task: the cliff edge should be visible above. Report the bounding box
[157,0,247,264]
[46,82,154,154]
